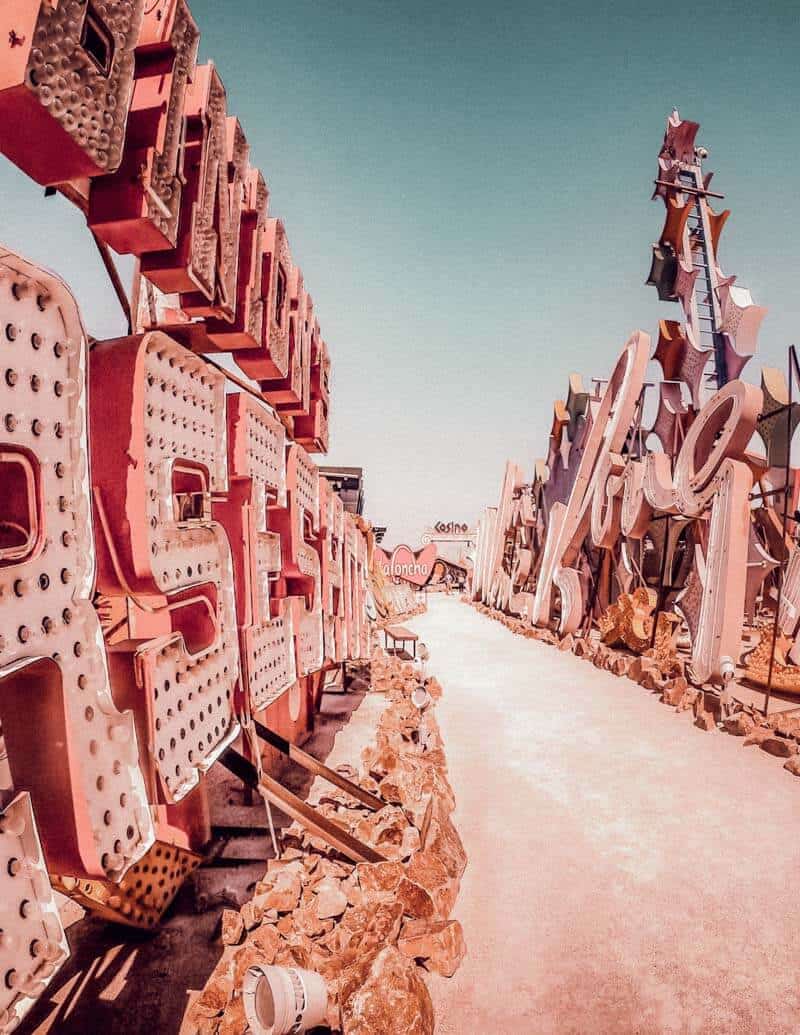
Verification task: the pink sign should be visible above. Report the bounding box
[375,544,437,587]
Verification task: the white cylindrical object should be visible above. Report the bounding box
[411,686,432,711]
[242,964,328,1035]
[719,656,735,684]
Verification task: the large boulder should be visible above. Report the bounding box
[340,947,435,1035]
[398,918,466,977]
[760,735,798,758]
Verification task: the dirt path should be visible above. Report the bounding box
[407,595,800,1035]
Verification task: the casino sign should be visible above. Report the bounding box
[434,521,470,535]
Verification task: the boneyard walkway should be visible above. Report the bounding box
[406,596,800,1035]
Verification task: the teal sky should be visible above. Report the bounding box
[1,1,798,544]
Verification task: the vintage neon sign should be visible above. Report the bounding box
[375,544,437,587]
[433,521,470,535]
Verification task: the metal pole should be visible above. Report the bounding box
[764,345,795,715]
[91,231,132,335]
[650,516,671,650]
[580,543,602,636]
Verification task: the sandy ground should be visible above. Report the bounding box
[407,595,800,1035]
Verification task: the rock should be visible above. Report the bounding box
[355,805,411,854]
[395,877,436,920]
[558,633,574,652]
[759,735,798,758]
[639,668,665,692]
[425,677,443,701]
[425,798,467,881]
[397,918,466,977]
[220,909,244,946]
[257,870,301,913]
[406,850,459,919]
[218,995,247,1035]
[233,940,278,985]
[314,879,348,919]
[693,694,717,731]
[274,939,312,969]
[573,638,595,659]
[768,714,800,739]
[592,647,609,669]
[290,900,331,937]
[316,858,354,880]
[341,900,404,953]
[399,756,456,813]
[723,712,757,737]
[248,924,281,962]
[361,738,401,780]
[743,726,773,747]
[340,946,435,1035]
[376,775,404,805]
[694,710,716,732]
[276,915,294,935]
[783,755,800,777]
[627,655,657,683]
[661,676,688,707]
[192,976,232,1020]
[302,853,321,875]
[240,899,262,931]
[343,878,364,908]
[357,860,404,894]
[396,824,421,861]
[265,857,305,878]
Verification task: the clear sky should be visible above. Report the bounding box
[1,1,798,545]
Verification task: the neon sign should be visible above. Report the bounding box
[375,544,437,586]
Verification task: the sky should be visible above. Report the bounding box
[1,0,798,546]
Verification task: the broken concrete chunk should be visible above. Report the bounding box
[760,735,798,758]
[743,726,773,747]
[693,709,716,732]
[397,918,467,977]
[248,923,281,962]
[769,714,800,739]
[314,879,349,919]
[783,755,800,777]
[406,849,459,920]
[191,975,232,1020]
[340,946,435,1035]
[256,870,302,913]
[217,994,247,1035]
[425,798,467,880]
[357,860,404,894]
[240,899,262,931]
[395,877,436,920]
[661,676,688,707]
[723,712,757,737]
[220,908,245,946]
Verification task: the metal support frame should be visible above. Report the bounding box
[650,515,671,650]
[252,720,384,811]
[763,345,799,715]
[218,746,386,864]
[91,231,132,334]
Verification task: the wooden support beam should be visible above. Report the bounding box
[258,772,386,864]
[253,720,385,812]
[219,747,386,865]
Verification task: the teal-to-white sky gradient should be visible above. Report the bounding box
[1,0,798,544]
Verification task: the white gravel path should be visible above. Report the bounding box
[406,595,800,1035]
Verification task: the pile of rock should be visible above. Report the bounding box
[471,600,800,780]
[187,650,466,1034]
